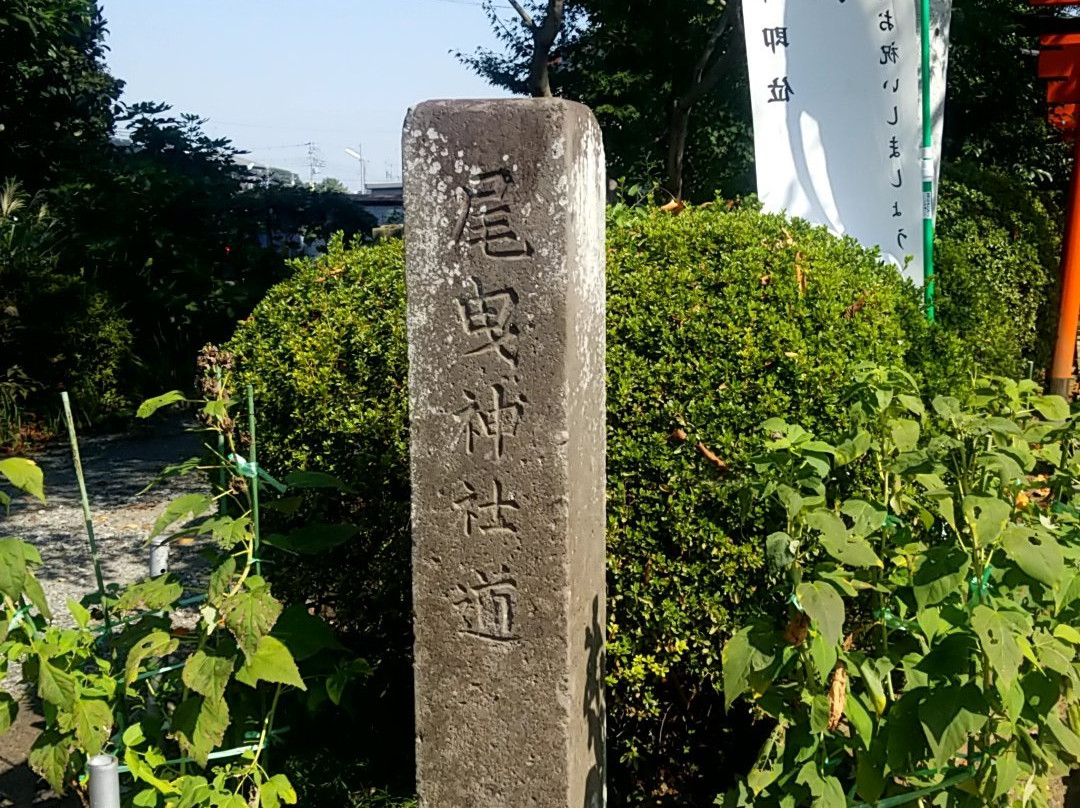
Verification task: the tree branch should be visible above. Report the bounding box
[508,0,537,30]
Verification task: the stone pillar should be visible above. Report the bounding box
[403,99,606,808]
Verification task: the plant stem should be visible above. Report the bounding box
[60,392,113,642]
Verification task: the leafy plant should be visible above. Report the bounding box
[0,368,365,806]
[722,367,1080,807]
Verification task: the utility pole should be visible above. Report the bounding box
[306,141,325,185]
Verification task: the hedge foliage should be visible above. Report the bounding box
[228,206,973,805]
[933,165,1060,378]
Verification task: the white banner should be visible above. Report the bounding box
[743,0,950,284]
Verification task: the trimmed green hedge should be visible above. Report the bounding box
[934,165,1060,378]
[228,207,970,804]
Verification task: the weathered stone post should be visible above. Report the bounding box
[403,99,606,808]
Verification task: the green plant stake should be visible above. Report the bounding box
[216,366,227,517]
[247,383,261,576]
[921,0,935,321]
[61,391,112,639]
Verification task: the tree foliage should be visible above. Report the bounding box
[0,0,121,191]
[460,0,755,200]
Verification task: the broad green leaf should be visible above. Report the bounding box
[1002,525,1065,586]
[1021,671,1059,721]
[857,658,887,715]
[282,470,354,493]
[67,598,90,629]
[0,537,28,600]
[834,429,872,466]
[172,695,230,767]
[1047,713,1080,762]
[220,585,283,660]
[886,689,930,772]
[855,740,887,803]
[962,496,1011,547]
[124,631,179,686]
[182,650,235,702]
[38,660,76,710]
[264,523,359,555]
[932,396,962,421]
[1034,630,1075,674]
[1033,394,1071,422]
[0,457,44,502]
[0,691,17,734]
[890,418,921,452]
[260,773,298,808]
[133,788,159,807]
[815,776,845,808]
[236,635,306,690]
[809,694,831,734]
[72,698,113,757]
[150,493,212,539]
[136,390,186,419]
[270,604,345,661]
[123,722,147,748]
[114,576,183,612]
[844,691,873,749]
[918,684,988,767]
[1055,624,1080,645]
[841,498,886,537]
[912,545,970,609]
[992,748,1020,801]
[765,531,797,572]
[809,511,882,568]
[208,556,237,606]
[124,747,177,794]
[722,626,753,709]
[23,570,50,620]
[776,485,803,521]
[809,632,837,685]
[972,605,1022,687]
[28,732,70,794]
[797,582,844,648]
[897,394,925,416]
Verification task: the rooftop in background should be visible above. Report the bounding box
[352,182,403,226]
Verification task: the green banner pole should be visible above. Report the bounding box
[921,0,935,321]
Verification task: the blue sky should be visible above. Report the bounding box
[100,0,517,190]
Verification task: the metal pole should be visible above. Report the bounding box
[87,754,121,808]
[921,0,936,321]
[1049,132,1080,399]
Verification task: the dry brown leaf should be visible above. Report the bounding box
[660,199,686,214]
[827,663,848,731]
[784,613,810,646]
[668,428,688,443]
[760,275,772,286]
[843,293,869,319]
[696,441,730,473]
[795,251,807,295]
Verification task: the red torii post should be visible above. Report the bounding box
[1032,3,1080,397]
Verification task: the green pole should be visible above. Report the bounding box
[920,0,935,321]
[247,384,261,577]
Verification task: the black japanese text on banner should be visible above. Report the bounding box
[742,0,950,285]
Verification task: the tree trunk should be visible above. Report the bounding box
[665,101,691,200]
[661,2,740,200]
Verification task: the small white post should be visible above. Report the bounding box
[149,535,169,577]
[87,754,121,808]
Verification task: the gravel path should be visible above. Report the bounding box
[0,415,208,806]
